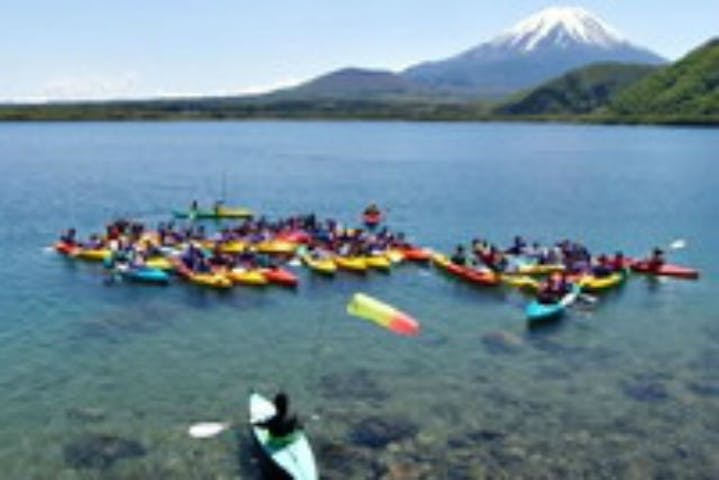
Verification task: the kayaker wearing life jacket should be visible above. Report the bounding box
[364,204,380,216]
[537,273,569,304]
[506,236,526,255]
[451,245,467,266]
[252,392,300,438]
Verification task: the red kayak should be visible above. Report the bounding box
[55,241,78,256]
[401,248,432,262]
[631,260,699,279]
[433,254,500,286]
[276,231,311,244]
[261,267,299,287]
[363,212,382,227]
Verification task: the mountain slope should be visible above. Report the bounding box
[266,68,431,101]
[403,6,665,98]
[610,38,719,116]
[497,62,657,115]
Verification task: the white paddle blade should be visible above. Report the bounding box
[669,239,686,250]
[288,258,302,267]
[188,422,229,438]
[42,246,54,254]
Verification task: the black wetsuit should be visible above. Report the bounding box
[254,412,299,438]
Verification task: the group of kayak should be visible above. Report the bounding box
[53,206,431,290]
[435,236,699,325]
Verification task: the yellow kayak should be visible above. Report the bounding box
[256,240,298,255]
[365,255,392,272]
[220,241,246,254]
[189,272,233,289]
[500,274,540,291]
[334,256,368,273]
[385,249,405,264]
[227,268,269,286]
[146,257,173,271]
[578,271,626,292]
[74,249,111,262]
[517,263,565,275]
[301,255,337,276]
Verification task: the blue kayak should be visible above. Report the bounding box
[119,266,170,285]
[526,284,580,325]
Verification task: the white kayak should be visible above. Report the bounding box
[249,392,318,480]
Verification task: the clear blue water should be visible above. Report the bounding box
[1,121,717,478]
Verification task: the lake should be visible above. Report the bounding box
[0,121,717,479]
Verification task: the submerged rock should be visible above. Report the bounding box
[314,439,381,478]
[318,368,389,402]
[349,415,419,449]
[481,330,523,354]
[63,433,146,470]
[622,380,669,402]
[447,429,505,449]
[687,380,719,397]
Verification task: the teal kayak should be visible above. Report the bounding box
[249,392,318,480]
[118,266,170,285]
[526,284,580,325]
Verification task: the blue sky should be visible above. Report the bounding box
[1,1,716,101]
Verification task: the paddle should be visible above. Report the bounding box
[188,421,233,439]
[668,239,686,251]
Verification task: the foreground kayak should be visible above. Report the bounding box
[301,255,337,276]
[118,266,170,285]
[171,258,233,289]
[55,241,78,256]
[250,392,318,480]
[526,284,581,325]
[172,207,254,219]
[347,293,420,336]
[432,254,499,286]
[578,271,626,292]
[631,261,699,280]
[334,256,368,273]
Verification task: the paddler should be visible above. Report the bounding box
[648,247,665,270]
[506,235,527,255]
[252,392,300,438]
[60,228,77,246]
[364,203,380,215]
[450,245,467,266]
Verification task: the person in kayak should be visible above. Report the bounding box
[648,247,665,270]
[253,392,300,438]
[451,245,467,266]
[506,236,526,255]
[364,204,380,215]
[537,273,569,304]
[60,228,77,246]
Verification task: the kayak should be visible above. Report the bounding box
[526,284,581,325]
[500,274,540,291]
[401,248,432,262]
[631,261,699,280]
[55,241,78,256]
[146,257,174,271]
[432,254,499,286]
[249,392,318,480]
[220,241,247,254]
[189,272,233,289]
[301,255,337,276]
[118,266,170,285]
[334,256,368,273]
[256,240,298,255]
[74,248,111,262]
[516,263,565,276]
[347,293,420,336]
[385,250,405,264]
[365,255,392,272]
[261,267,299,287]
[363,212,382,227]
[227,268,269,286]
[276,231,311,244]
[172,207,254,219]
[578,270,626,292]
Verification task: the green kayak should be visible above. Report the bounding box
[172,207,253,219]
[249,392,318,480]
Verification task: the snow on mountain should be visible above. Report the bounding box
[490,6,625,52]
[403,5,666,98]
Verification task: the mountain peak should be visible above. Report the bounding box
[492,6,625,52]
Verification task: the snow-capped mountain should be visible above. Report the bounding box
[403,6,665,98]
